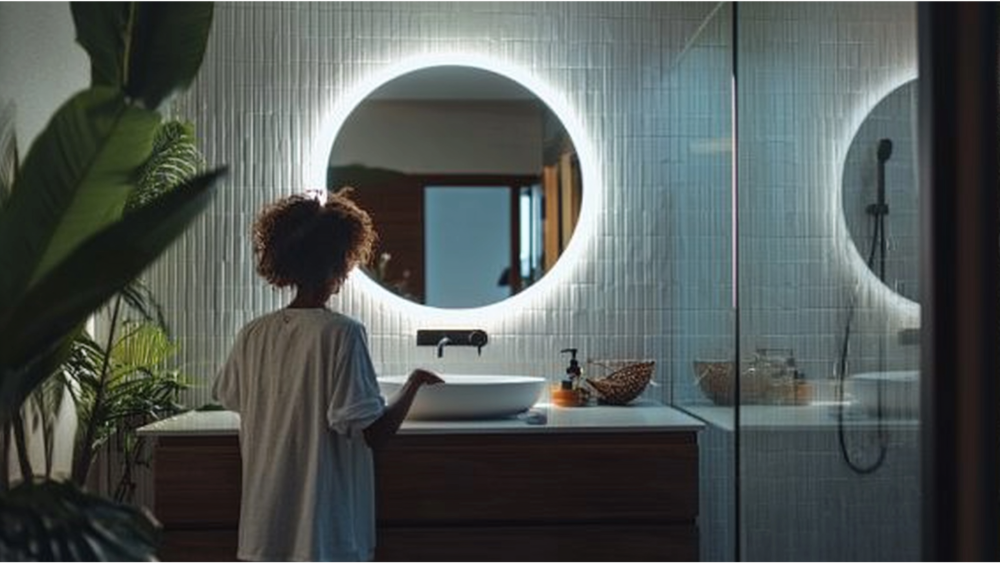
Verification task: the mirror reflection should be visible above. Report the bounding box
[328,66,582,308]
[842,79,919,302]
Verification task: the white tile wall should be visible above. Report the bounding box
[731,3,920,562]
[151,0,919,412]
[146,1,725,408]
[132,2,922,560]
[735,2,919,388]
[741,424,920,561]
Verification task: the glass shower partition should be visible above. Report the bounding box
[664,3,737,561]
[734,3,921,561]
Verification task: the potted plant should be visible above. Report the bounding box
[66,317,191,501]
[0,3,225,559]
[65,117,206,495]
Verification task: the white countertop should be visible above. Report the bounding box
[682,404,920,432]
[137,400,704,437]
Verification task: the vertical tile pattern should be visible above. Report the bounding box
[740,424,920,561]
[147,1,721,408]
[130,2,922,559]
[736,3,920,561]
[737,2,919,380]
[665,3,735,406]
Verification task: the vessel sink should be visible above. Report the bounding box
[848,370,919,418]
[378,374,545,420]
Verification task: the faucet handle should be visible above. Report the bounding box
[470,330,488,355]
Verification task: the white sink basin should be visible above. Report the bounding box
[848,370,920,418]
[378,374,545,420]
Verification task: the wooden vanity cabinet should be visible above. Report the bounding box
[153,436,240,562]
[152,430,699,561]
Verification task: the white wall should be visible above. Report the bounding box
[0,2,919,558]
[0,0,919,499]
[0,2,88,149]
[151,0,918,407]
[690,4,920,561]
[736,3,920,386]
[0,2,89,482]
[157,1,722,408]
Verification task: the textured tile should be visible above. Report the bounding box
[125,2,921,560]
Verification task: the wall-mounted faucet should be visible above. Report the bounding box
[417,329,489,357]
[435,336,452,358]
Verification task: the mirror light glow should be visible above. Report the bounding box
[833,69,920,324]
[309,52,602,324]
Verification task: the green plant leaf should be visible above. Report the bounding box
[72,3,215,111]
[128,120,203,211]
[113,322,176,369]
[0,87,159,317]
[29,365,66,477]
[116,280,167,331]
[0,333,77,428]
[70,2,129,89]
[126,3,214,109]
[63,320,191,487]
[0,167,225,418]
[0,479,160,561]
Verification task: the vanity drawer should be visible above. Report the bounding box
[154,436,241,527]
[375,523,699,562]
[158,529,238,562]
[151,428,699,561]
[156,518,698,561]
[375,431,698,524]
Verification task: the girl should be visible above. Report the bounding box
[213,189,442,561]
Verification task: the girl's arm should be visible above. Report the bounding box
[363,369,443,449]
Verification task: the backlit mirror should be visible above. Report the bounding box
[842,79,919,303]
[328,65,582,309]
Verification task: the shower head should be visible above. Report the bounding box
[867,138,892,217]
[877,138,893,163]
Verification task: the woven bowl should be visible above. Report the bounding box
[586,361,655,406]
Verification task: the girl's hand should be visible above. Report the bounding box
[409,368,444,386]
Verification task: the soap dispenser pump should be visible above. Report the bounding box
[552,348,586,407]
[561,348,582,379]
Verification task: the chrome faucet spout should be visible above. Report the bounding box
[436,336,453,358]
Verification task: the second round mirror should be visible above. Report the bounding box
[842,79,919,303]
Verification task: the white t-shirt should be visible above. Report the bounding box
[212,308,386,562]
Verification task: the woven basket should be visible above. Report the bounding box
[693,360,764,405]
[693,359,802,405]
[585,360,655,406]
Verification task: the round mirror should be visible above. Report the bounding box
[842,79,919,302]
[328,65,582,308]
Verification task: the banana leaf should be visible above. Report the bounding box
[0,2,219,559]
[0,87,159,313]
[72,3,215,111]
[0,167,226,419]
[70,3,127,91]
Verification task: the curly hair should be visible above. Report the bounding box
[253,187,377,292]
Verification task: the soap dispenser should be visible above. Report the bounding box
[551,348,586,407]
